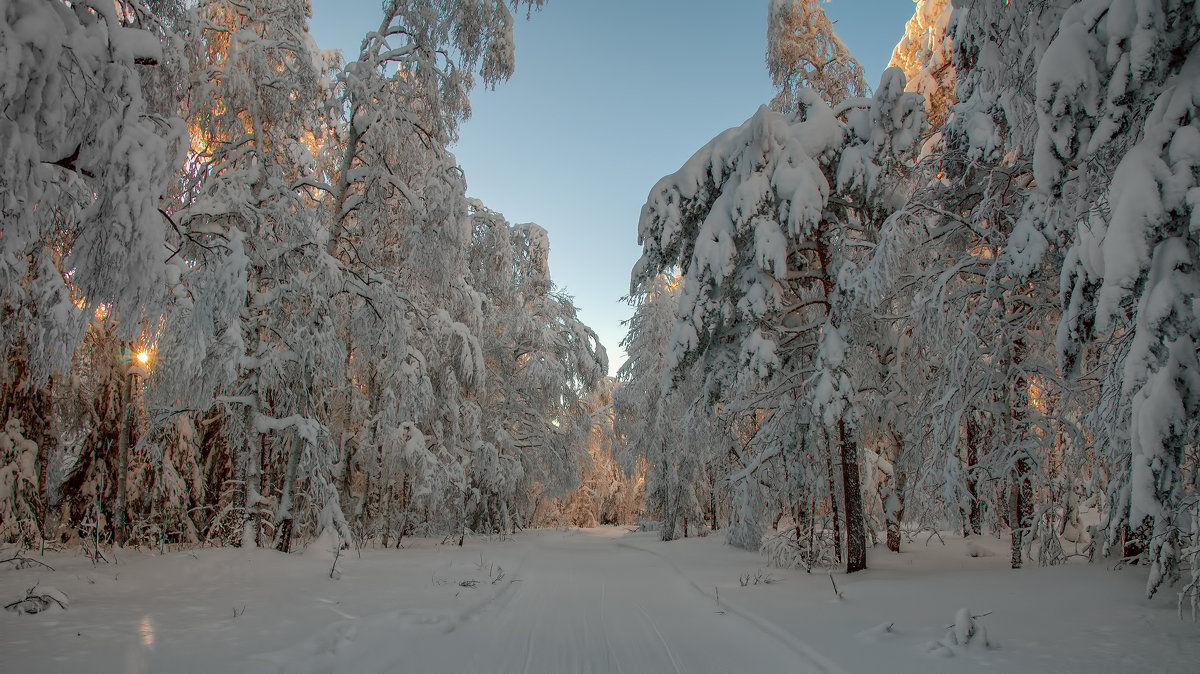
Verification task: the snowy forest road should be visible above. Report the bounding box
[3,528,849,673]
[313,528,836,673]
[8,526,1197,672]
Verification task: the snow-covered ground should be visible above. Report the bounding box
[2,527,1195,672]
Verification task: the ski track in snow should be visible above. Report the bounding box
[617,537,844,674]
[381,530,827,673]
[240,529,834,673]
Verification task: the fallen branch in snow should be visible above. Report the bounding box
[5,584,69,614]
[0,555,55,571]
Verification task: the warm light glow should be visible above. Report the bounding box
[135,350,151,366]
[1028,378,1046,412]
[139,615,155,650]
[970,244,994,260]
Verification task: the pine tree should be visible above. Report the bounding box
[632,67,925,570]
[1045,0,1200,597]
[766,0,867,110]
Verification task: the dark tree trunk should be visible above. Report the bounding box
[239,402,261,548]
[839,419,867,573]
[113,372,132,546]
[31,378,53,541]
[1009,332,1032,569]
[1010,454,1032,569]
[381,481,393,548]
[965,413,982,536]
[794,494,811,567]
[274,432,303,553]
[824,432,842,563]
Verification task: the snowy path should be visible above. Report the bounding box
[323,530,832,673]
[5,527,1198,672]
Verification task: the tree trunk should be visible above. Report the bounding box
[794,494,811,567]
[113,371,133,546]
[396,475,410,548]
[839,419,867,573]
[241,402,262,548]
[823,432,842,563]
[886,464,907,554]
[965,412,982,536]
[381,481,393,548]
[708,479,719,531]
[1009,331,1032,569]
[32,377,53,543]
[274,431,303,552]
[1010,454,1032,569]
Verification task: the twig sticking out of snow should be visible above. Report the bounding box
[738,569,779,586]
[946,608,991,647]
[829,573,844,600]
[329,543,343,580]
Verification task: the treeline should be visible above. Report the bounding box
[617,0,1200,612]
[0,0,638,554]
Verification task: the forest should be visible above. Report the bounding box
[2,0,1199,629]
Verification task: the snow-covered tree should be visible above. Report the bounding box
[1044,0,1200,598]
[632,65,925,570]
[0,0,184,382]
[861,0,1086,570]
[469,204,607,529]
[0,0,185,545]
[562,378,644,528]
[320,0,551,544]
[889,0,955,129]
[152,0,348,550]
[766,0,866,109]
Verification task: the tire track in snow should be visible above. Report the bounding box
[616,538,844,674]
[444,549,530,634]
[638,604,683,674]
[600,581,626,674]
[521,622,534,674]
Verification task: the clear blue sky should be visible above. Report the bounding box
[309,1,918,375]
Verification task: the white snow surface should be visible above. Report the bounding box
[2,528,1196,672]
